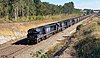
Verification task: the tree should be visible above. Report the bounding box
[0,0,81,21]
[63,2,74,14]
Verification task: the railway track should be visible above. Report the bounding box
[0,45,11,50]
[0,45,33,58]
[0,14,96,58]
[49,15,97,58]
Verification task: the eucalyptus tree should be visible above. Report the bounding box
[0,0,81,21]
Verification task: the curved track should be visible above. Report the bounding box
[0,14,95,58]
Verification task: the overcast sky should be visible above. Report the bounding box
[41,0,100,10]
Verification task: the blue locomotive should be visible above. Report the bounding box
[27,15,91,43]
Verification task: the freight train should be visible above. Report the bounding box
[27,14,91,43]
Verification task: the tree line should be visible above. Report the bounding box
[0,0,81,20]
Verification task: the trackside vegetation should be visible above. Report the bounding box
[73,17,100,58]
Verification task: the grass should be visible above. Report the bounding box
[0,13,82,44]
[72,16,100,58]
[0,13,82,36]
[0,13,82,23]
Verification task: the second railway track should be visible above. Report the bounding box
[0,14,96,58]
[0,45,33,58]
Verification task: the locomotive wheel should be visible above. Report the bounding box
[38,39,41,42]
[43,36,47,40]
[41,37,43,41]
[40,38,43,41]
[52,32,55,35]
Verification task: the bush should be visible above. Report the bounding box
[30,50,48,58]
[74,37,100,58]
[76,24,83,30]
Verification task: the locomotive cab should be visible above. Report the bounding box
[27,28,39,41]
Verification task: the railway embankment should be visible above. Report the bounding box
[34,15,95,58]
[57,16,100,58]
[0,14,94,58]
[47,15,96,58]
[73,16,100,58]
[0,14,81,44]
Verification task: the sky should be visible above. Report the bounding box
[41,0,100,10]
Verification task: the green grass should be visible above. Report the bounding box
[0,13,82,23]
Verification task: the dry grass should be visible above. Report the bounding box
[0,14,81,36]
[72,16,100,58]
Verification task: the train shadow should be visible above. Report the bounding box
[12,38,36,45]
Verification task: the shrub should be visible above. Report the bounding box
[76,24,83,30]
[30,50,48,58]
